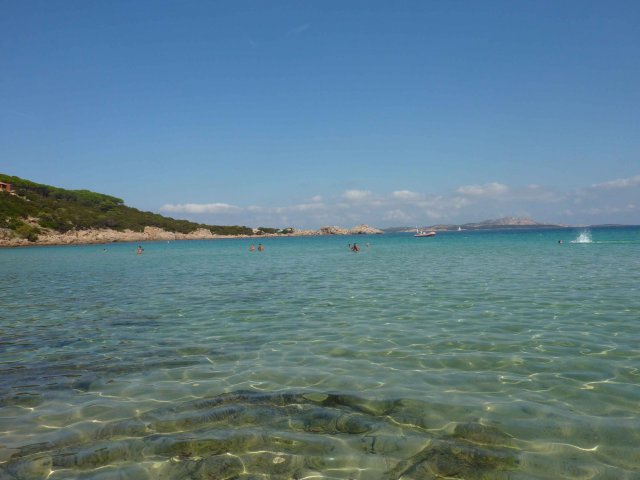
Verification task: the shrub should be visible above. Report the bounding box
[15,224,40,242]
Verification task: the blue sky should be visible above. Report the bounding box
[2,0,639,228]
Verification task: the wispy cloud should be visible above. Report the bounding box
[286,202,327,212]
[287,23,310,36]
[160,203,242,214]
[392,190,423,201]
[591,175,640,189]
[561,174,640,221]
[456,182,509,197]
[245,202,327,215]
[342,189,373,202]
[383,209,412,221]
[158,176,640,228]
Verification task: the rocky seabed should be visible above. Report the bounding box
[1,390,520,480]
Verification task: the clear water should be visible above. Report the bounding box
[1,227,639,479]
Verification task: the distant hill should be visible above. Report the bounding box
[383,217,567,233]
[0,174,256,242]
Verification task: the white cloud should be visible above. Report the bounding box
[423,209,445,219]
[342,189,373,202]
[585,205,637,214]
[160,203,241,214]
[592,175,640,189]
[448,196,472,209]
[287,203,326,212]
[392,190,423,201]
[383,209,412,221]
[457,182,509,196]
[519,185,563,203]
[158,176,640,228]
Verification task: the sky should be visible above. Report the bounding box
[2,0,639,228]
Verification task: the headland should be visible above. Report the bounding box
[0,173,384,248]
[0,224,384,248]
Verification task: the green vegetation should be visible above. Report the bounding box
[256,226,294,235]
[0,174,254,241]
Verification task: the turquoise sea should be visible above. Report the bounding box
[1,227,639,479]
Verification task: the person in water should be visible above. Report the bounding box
[351,243,360,252]
[249,244,255,252]
[136,245,144,255]
[258,244,265,252]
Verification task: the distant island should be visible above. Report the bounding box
[0,174,382,247]
[383,217,570,233]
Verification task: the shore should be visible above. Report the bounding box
[0,224,384,248]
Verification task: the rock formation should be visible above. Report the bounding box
[0,224,385,247]
[318,226,350,235]
[349,224,384,234]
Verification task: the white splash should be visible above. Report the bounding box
[571,230,592,243]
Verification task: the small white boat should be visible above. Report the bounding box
[414,229,436,237]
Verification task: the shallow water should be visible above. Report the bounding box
[1,227,639,479]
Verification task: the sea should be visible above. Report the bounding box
[1,227,639,479]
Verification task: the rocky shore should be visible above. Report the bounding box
[293,224,384,236]
[0,224,383,248]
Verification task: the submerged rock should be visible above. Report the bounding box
[290,406,374,435]
[155,454,244,480]
[453,422,514,447]
[0,455,52,480]
[385,438,519,479]
[2,390,522,479]
[319,393,398,416]
[51,439,144,469]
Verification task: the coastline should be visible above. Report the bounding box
[0,224,384,248]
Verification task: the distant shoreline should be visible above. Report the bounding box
[384,224,638,233]
[2,224,637,249]
[0,224,384,248]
